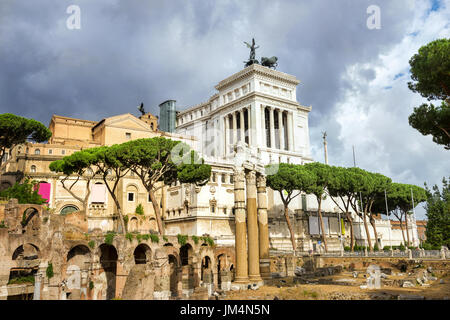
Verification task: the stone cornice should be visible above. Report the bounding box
[215,64,300,91]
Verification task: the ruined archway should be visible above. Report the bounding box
[66,245,91,300]
[12,243,40,260]
[179,244,194,295]
[129,217,138,232]
[21,207,40,233]
[99,244,118,300]
[180,244,193,266]
[133,244,151,265]
[168,254,179,297]
[201,256,211,281]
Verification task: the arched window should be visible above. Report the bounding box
[60,205,79,215]
[30,165,37,173]
[34,149,40,155]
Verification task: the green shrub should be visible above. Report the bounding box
[125,233,133,242]
[0,179,46,205]
[105,232,116,245]
[89,281,94,290]
[0,220,6,228]
[8,275,35,285]
[344,246,351,252]
[88,240,95,249]
[177,234,188,246]
[201,236,215,247]
[420,242,441,250]
[163,236,168,242]
[192,235,199,245]
[142,234,150,241]
[150,234,159,243]
[136,234,143,243]
[135,204,144,216]
[123,215,129,225]
[399,243,406,251]
[383,246,392,251]
[374,244,379,251]
[46,263,54,279]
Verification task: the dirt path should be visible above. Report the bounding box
[223,275,450,300]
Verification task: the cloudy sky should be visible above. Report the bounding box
[0,0,449,218]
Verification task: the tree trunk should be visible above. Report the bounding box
[110,194,126,234]
[362,210,372,251]
[317,197,328,252]
[103,178,126,234]
[347,212,355,251]
[283,204,296,252]
[404,213,411,247]
[398,214,406,245]
[149,188,164,236]
[370,216,378,250]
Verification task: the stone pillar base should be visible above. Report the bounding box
[259,259,271,280]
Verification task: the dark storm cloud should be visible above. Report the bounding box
[0,0,413,124]
[0,0,448,220]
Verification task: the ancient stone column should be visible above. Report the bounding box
[233,168,248,283]
[246,170,262,282]
[224,115,229,155]
[240,109,245,143]
[269,107,275,149]
[278,109,284,150]
[232,112,237,146]
[257,174,271,279]
[261,105,266,148]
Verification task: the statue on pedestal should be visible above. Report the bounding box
[244,38,260,67]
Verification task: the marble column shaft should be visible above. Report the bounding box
[269,107,275,149]
[256,174,270,279]
[246,170,261,282]
[278,110,284,150]
[233,169,248,283]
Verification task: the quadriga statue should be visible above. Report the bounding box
[261,56,278,69]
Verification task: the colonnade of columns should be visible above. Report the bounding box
[223,106,294,155]
[233,168,270,284]
[224,108,251,154]
[262,106,294,151]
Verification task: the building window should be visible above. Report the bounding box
[301,194,307,211]
[211,173,216,183]
[61,150,65,155]
[223,208,227,214]
[48,149,52,155]
[190,114,193,120]
[211,205,215,213]
[230,175,234,184]
[60,205,79,216]
[221,174,226,183]
[128,192,135,202]
[126,132,131,140]
[30,165,37,173]
[35,149,40,155]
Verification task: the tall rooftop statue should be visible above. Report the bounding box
[243,38,278,69]
[244,38,260,67]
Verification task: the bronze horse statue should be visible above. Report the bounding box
[261,56,278,69]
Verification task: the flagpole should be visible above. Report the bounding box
[385,189,392,250]
[410,188,416,247]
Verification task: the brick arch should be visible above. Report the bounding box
[214,247,235,270]
[164,245,181,266]
[12,243,40,260]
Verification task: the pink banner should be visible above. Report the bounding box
[37,183,51,203]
